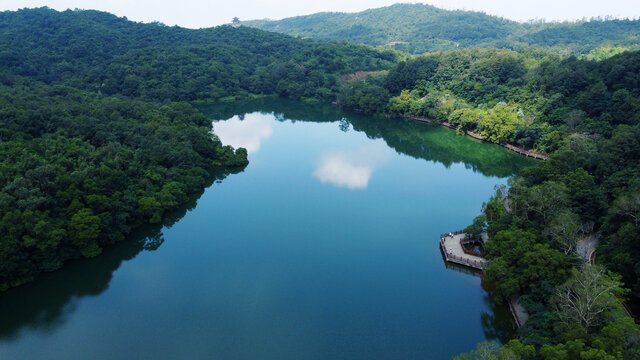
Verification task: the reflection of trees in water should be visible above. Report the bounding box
[339,118,350,132]
[480,294,517,344]
[199,98,346,125]
[443,260,483,278]
[348,118,532,178]
[0,168,242,340]
[201,98,533,178]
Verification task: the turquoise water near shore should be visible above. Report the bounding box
[0,100,534,359]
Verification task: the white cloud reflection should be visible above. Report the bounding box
[313,142,392,190]
[212,114,273,154]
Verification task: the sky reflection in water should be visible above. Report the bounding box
[212,113,273,154]
[313,141,392,190]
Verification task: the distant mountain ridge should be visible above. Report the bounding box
[243,3,640,54]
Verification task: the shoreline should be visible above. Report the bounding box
[408,116,550,160]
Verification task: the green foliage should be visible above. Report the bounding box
[1,7,639,360]
[337,73,390,113]
[464,215,487,240]
[69,208,102,258]
[462,114,640,358]
[452,340,536,360]
[484,227,571,299]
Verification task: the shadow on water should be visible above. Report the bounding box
[481,293,518,344]
[199,98,535,178]
[0,167,244,340]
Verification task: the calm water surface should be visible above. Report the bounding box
[0,100,534,359]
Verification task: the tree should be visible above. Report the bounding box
[564,110,585,132]
[521,181,568,227]
[484,184,508,229]
[610,190,640,227]
[138,196,163,224]
[545,210,583,255]
[484,228,571,299]
[465,214,487,240]
[452,340,535,360]
[69,208,102,258]
[553,265,626,333]
[387,89,414,117]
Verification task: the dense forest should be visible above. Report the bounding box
[245,3,640,55]
[0,7,397,290]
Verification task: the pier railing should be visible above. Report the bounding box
[440,230,464,238]
[502,143,549,160]
[459,238,483,257]
[445,252,489,269]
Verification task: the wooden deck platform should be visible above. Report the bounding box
[439,230,489,270]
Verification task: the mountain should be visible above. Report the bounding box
[244,3,640,54]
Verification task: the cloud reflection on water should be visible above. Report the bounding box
[313,142,392,190]
[212,114,273,154]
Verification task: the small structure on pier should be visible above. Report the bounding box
[232,17,241,27]
[439,230,489,270]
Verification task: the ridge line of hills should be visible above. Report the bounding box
[243,3,640,54]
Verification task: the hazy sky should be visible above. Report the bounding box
[3,1,640,28]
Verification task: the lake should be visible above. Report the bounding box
[0,99,534,359]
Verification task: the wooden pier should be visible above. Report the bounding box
[439,230,489,270]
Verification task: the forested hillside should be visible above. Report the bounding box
[0,7,397,290]
[0,7,397,102]
[244,3,640,54]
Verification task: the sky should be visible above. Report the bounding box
[2,0,640,28]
